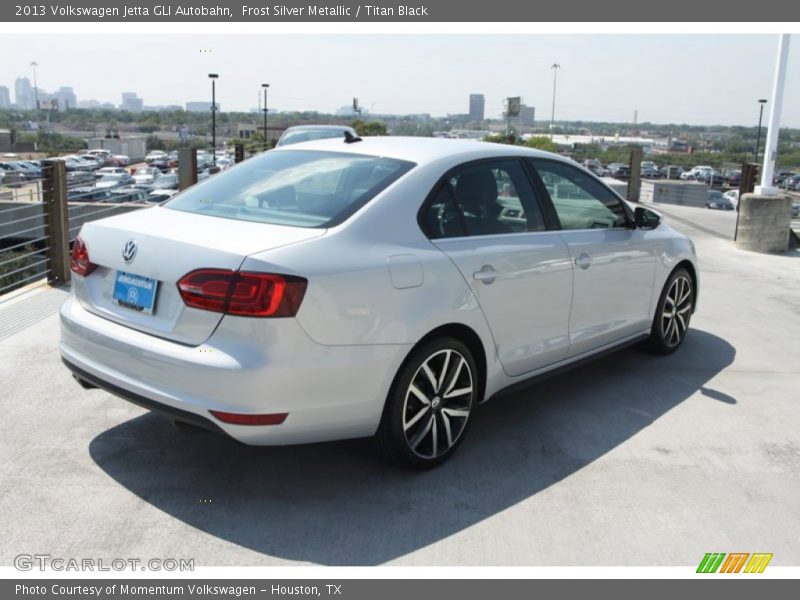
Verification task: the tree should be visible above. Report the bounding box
[351,120,388,136]
[525,136,558,152]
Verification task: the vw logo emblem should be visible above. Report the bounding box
[122,239,137,263]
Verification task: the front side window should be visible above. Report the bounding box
[166,150,414,228]
[423,160,545,238]
[529,159,630,230]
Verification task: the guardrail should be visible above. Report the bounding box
[0,149,247,297]
[0,160,151,297]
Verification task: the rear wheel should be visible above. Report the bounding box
[377,337,477,469]
[645,267,694,354]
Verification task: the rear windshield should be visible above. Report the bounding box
[165,150,415,228]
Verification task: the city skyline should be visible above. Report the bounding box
[1,34,799,126]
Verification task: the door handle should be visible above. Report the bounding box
[473,265,497,284]
[575,253,592,270]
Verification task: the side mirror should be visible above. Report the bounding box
[634,206,661,229]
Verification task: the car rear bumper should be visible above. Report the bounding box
[60,296,410,445]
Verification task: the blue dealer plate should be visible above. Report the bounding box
[113,271,159,314]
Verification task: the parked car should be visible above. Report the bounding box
[77,154,104,170]
[145,150,168,164]
[148,188,180,203]
[148,173,178,192]
[660,165,684,180]
[726,170,742,186]
[0,161,36,181]
[641,166,661,179]
[108,186,150,203]
[95,173,136,189]
[95,167,130,179]
[276,124,359,147]
[110,154,131,167]
[773,170,795,185]
[706,190,735,210]
[61,137,698,468]
[0,166,24,187]
[781,174,800,191]
[59,156,95,172]
[607,164,630,180]
[150,156,172,172]
[695,170,726,186]
[792,201,800,218]
[723,189,739,206]
[132,166,161,186]
[67,186,114,202]
[66,171,95,188]
[17,160,43,178]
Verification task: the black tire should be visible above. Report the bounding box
[645,267,694,355]
[377,337,478,469]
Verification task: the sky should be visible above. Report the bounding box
[1,34,799,127]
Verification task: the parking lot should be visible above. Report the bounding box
[0,206,799,566]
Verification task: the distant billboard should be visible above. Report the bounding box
[505,97,521,117]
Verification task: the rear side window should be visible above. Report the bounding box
[166,150,414,228]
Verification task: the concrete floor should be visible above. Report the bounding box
[1,208,798,566]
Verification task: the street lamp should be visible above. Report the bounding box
[754,98,767,163]
[550,63,560,140]
[268,83,269,151]
[209,73,218,166]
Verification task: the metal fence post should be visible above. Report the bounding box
[627,146,643,203]
[179,148,198,191]
[42,159,71,286]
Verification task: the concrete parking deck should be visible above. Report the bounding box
[1,208,798,566]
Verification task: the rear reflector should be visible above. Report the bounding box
[177,269,307,317]
[70,236,98,277]
[209,410,288,426]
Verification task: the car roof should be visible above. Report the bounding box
[270,135,568,164]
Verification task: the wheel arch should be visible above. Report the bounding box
[387,322,489,407]
[675,259,698,312]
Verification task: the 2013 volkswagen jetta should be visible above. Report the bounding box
[60,137,698,468]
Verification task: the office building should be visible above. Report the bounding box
[469,94,485,121]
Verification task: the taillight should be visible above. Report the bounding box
[177,269,307,317]
[70,236,98,277]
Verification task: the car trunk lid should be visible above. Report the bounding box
[74,206,324,345]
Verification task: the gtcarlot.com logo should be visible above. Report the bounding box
[697,552,773,574]
[14,554,194,572]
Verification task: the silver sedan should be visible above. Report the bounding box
[60,137,698,468]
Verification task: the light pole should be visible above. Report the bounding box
[209,73,218,166]
[550,63,560,140]
[262,83,269,151]
[754,98,767,163]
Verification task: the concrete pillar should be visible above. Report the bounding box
[734,193,792,253]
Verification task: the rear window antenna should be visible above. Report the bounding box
[344,131,363,144]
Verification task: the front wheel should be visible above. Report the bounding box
[377,337,478,469]
[645,267,694,354]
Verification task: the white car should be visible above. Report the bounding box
[131,166,161,186]
[145,150,168,164]
[95,167,129,179]
[60,137,698,468]
[723,189,739,206]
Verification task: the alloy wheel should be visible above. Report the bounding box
[402,349,474,459]
[661,274,692,348]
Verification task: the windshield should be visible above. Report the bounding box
[153,175,177,187]
[166,149,414,228]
